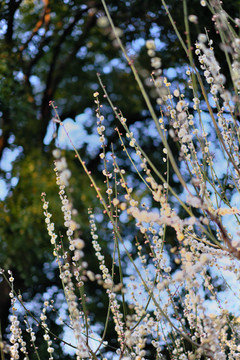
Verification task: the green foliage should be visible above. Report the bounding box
[1,0,240,358]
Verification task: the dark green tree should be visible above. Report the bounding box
[0,0,239,358]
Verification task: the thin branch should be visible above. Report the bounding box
[206,209,240,260]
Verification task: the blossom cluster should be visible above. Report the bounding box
[4,1,240,360]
